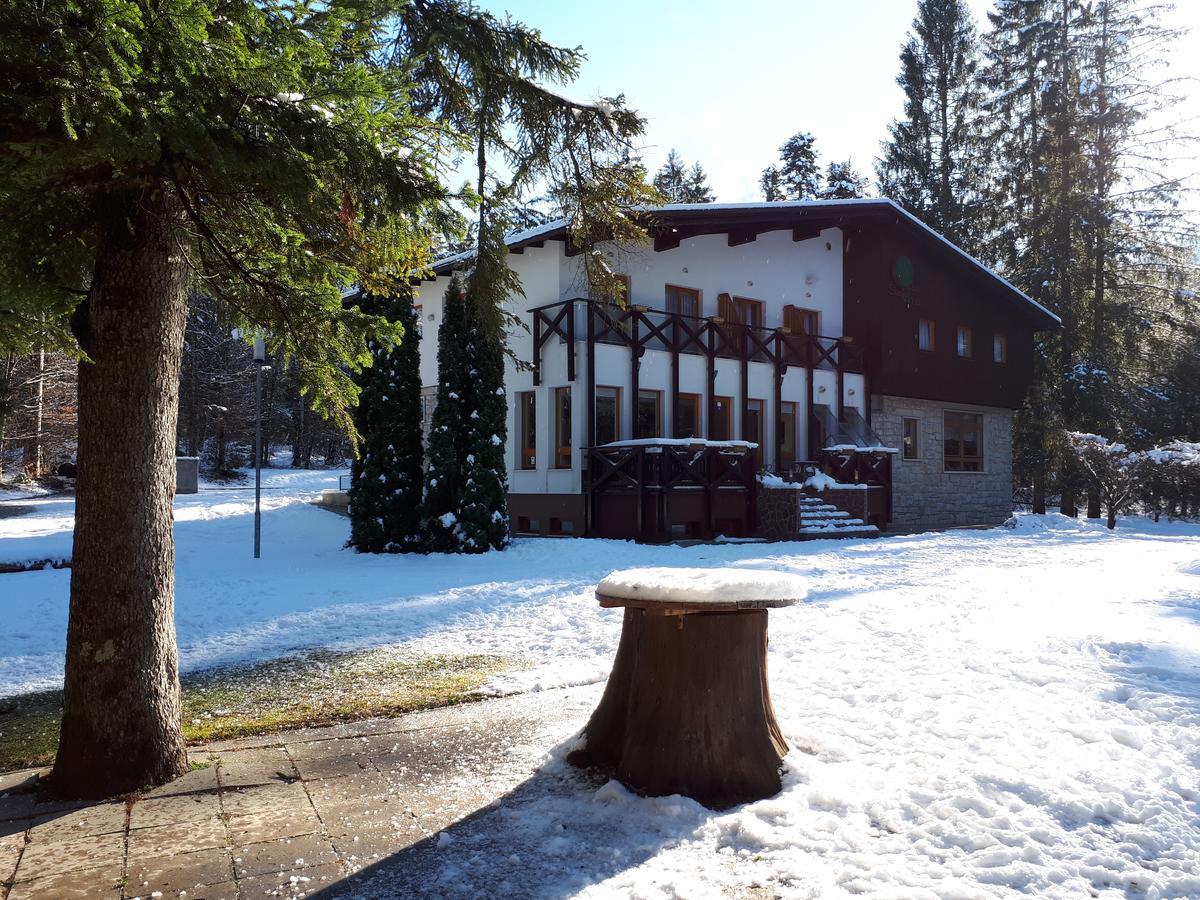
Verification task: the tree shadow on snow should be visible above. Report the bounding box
[309,756,712,900]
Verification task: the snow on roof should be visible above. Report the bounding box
[428,199,1061,327]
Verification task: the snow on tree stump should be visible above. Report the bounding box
[568,567,804,810]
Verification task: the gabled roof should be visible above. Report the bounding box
[427,199,1061,330]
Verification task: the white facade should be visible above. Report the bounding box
[415,226,866,496]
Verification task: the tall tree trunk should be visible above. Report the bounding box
[1087,485,1102,519]
[32,346,45,477]
[49,185,190,799]
[1032,463,1046,515]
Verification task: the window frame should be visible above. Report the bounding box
[901,416,919,461]
[779,401,799,467]
[918,318,936,352]
[710,395,733,442]
[594,385,622,446]
[665,284,702,319]
[744,397,765,447]
[553,386,573,469]
[993,333,1007,365]
[676,392,702,439]
[636,389,663,439]
[784,306,821,336]
[730,296,766,329]
[943,410,985,473]
[956,325,973,359]
[517,391,537,469]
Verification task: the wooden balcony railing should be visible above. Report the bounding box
[531,298,863,386]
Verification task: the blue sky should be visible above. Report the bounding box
[476,0,1200,202]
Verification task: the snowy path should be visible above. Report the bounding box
[2,472,1200,895]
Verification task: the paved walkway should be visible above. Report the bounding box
[0,687,598,899]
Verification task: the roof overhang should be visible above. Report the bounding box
[425,199,1061,331]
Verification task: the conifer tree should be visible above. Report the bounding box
[349,291,425,553]
[877,0,983,249]
[820,161,868,199]
[760,166,785,201]
[653,150,716,203]
[422,275,470,552]
[777,132,822,200]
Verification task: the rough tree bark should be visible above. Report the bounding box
[48,185,191,799]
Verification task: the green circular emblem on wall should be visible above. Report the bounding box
[893,255,915,288]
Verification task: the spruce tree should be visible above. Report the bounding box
[877,0,983,249]
[422,275,470,552]
[653,151,716,203]
[777,132,821,200]
[349,291,425,553]
[820,160,868,199]
[760,166,785,201]
[456,226,513,551]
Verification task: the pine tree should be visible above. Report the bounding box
[760,166,785,201]
[422,275,470,552]
[653,149,688,200]
[653,151,716,203]
[820,160,868,199]
[877,0,983,249]
[349,290,425,553]
[456,226,513,551]
[684,162,716,203]
[777,132,821,200]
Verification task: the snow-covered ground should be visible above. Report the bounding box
[3,470,1200,896]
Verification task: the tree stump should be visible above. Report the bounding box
[568,567,803,810]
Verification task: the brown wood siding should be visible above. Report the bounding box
[842,224,1039,410]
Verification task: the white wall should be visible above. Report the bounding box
[415,226,864,492]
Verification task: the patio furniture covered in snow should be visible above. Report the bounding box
[568,566,803,809]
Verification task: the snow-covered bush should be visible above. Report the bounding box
[1065,432,1140,529]
[1138,441,1200,522]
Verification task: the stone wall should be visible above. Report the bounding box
[872,395,1014,530]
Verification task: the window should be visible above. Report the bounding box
[554,387,572,468]
[595,386,621,446]
[780,402,799,467]
[517,391,536,469]
[993,334,1007,364]
[676,393,702,438]
[744,398,765,446]
[637,390,662,439]
[710,396,733,441]
[665,284,701,318]
[784,306,820,336]
[902,417,919,460]
[944,411,984,472]
[918,319,936,352]
[956,325,973,358]
[732,297,765,329]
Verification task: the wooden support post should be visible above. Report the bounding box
[773,361,785,472]
[670,327,681,439]
[805,364,815,460]
[532,312,542,386]
[706,324,717,441]
[630,311,641,440]
[739,327,749,443]
[566,299,576,383]
[586,302,597,450]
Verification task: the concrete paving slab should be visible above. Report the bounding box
[219,781,311,817]
[141,762,220,799]
[1,837,22,884]
[28,802,127,842]
[236,861,345,899]
[214,747,297,789]
[5,864,122,899]
[126,846,234,899]
[126,816,229,856]
[0,770,44,795]
[129,792,221,829]
[226,808,323,844]
[230,831,339,879]
[16,828,125,878]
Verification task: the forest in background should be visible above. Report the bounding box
[1,0,1197,503]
